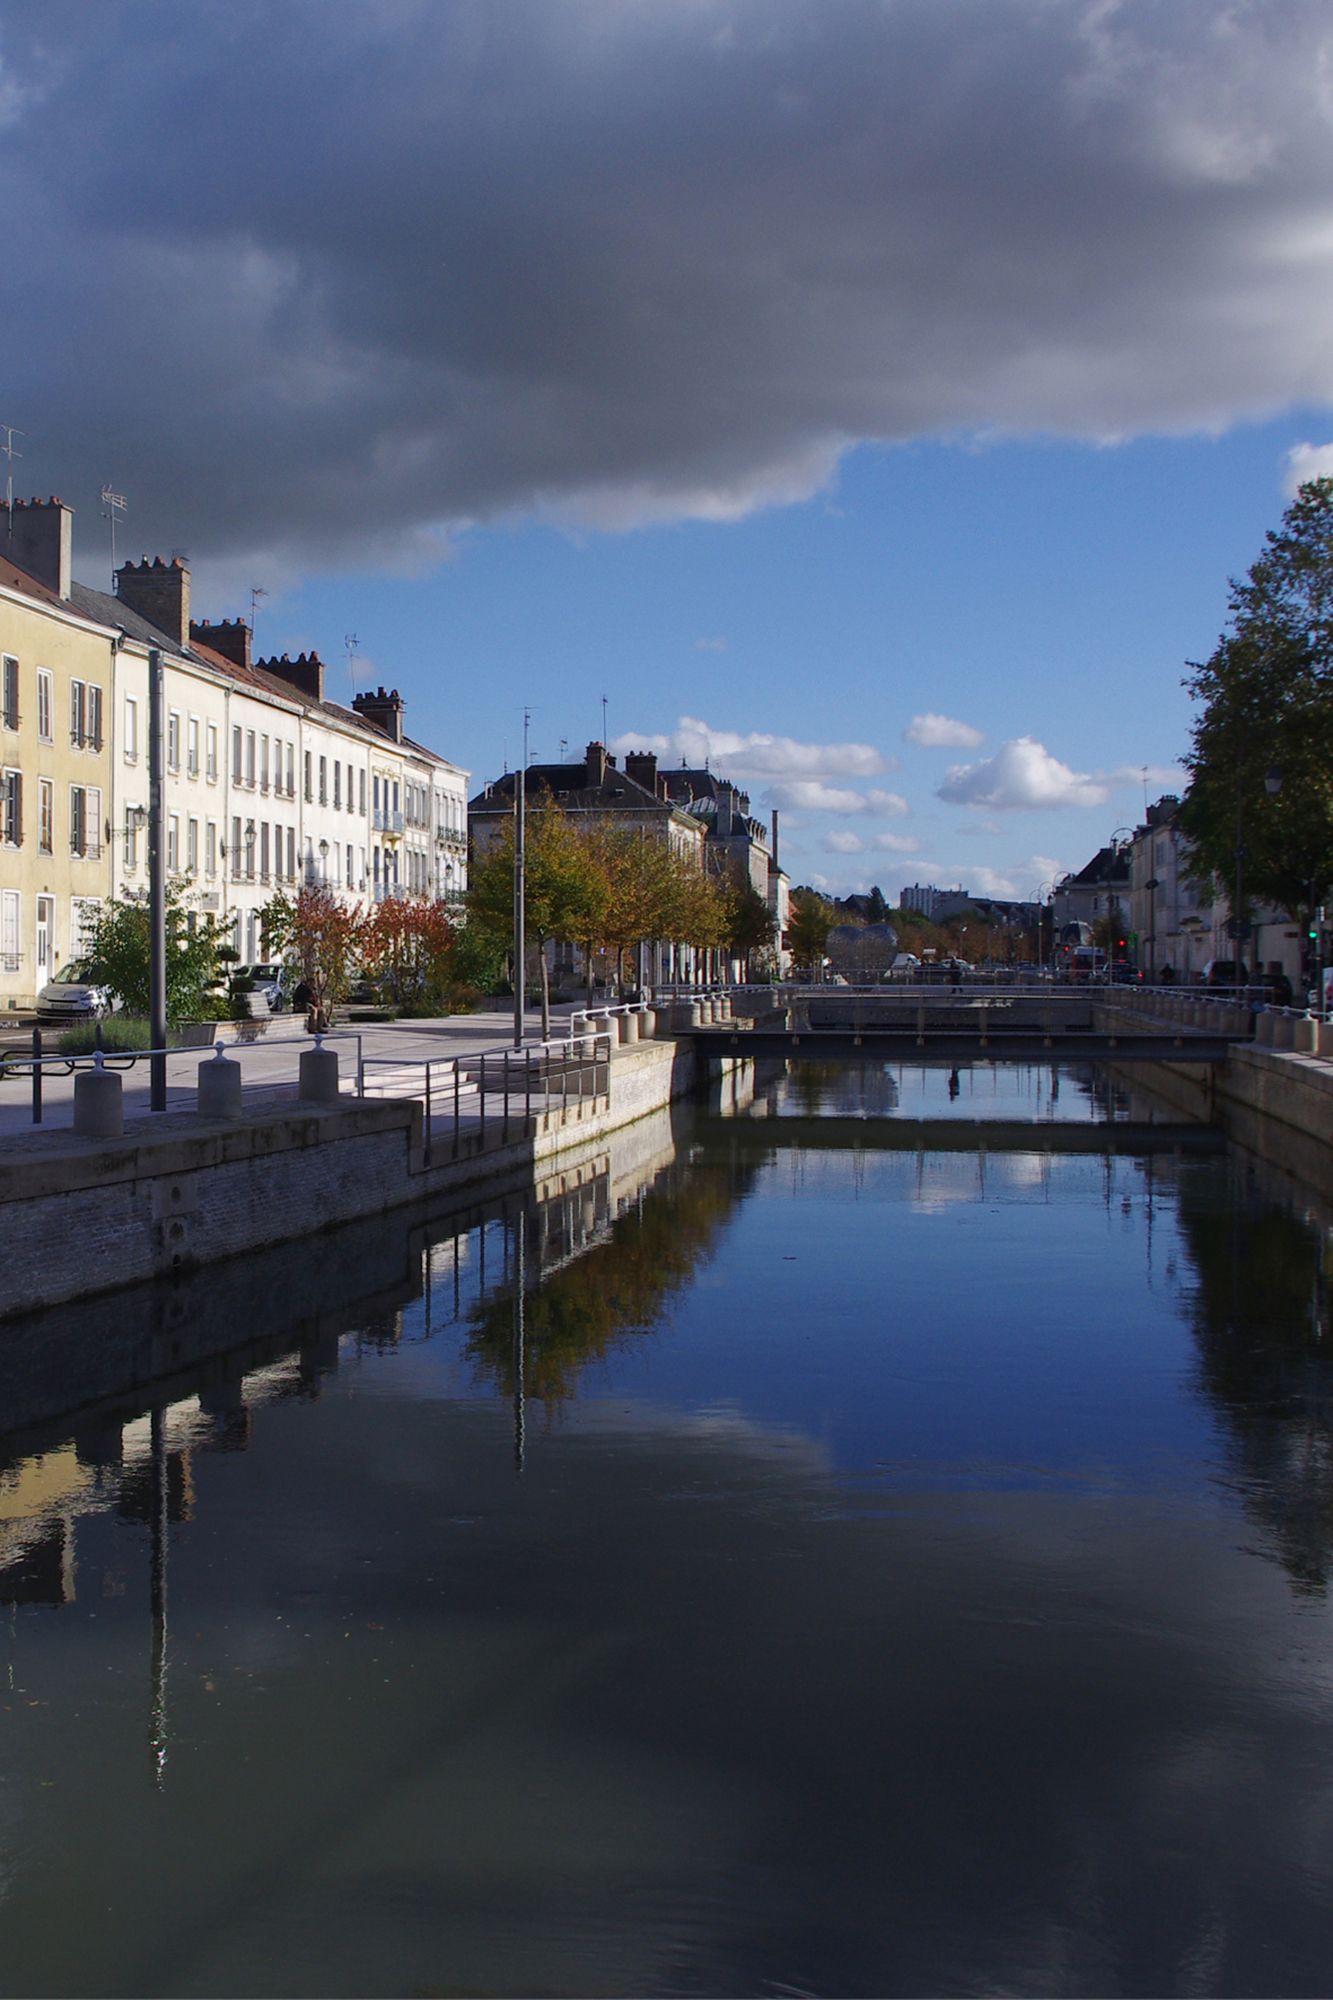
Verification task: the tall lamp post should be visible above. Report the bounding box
[1037,881,1057,975]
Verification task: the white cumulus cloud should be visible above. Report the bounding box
[871,832,920,853]
[937,737,1108,811]
[905,713,985,749]
[1284,442,1333,495]
[614,718,885,780]
[824,830,865,855]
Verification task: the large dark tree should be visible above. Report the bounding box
[1180,478,1333,947]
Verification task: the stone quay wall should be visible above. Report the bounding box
[0,1037,715,1319]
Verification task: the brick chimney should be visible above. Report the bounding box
[258,652,326,702]
[352,685,405,742]
[585,740,608,786]
[191,617,252,671]
[116,556,191,649]
[2,497,72,599]
[624,750,659,794]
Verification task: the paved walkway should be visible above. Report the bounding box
[0,1007,588,1138]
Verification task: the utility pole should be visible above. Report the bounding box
[0,423,23,524]
[148,650,167,1107]
[513,708,528,1050]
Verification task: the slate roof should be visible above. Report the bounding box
[3,563,464,777]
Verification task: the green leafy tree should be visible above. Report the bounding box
[787,889,836,974]
[468,799,607,1036]
[261,885,367,1028]
[83,884,227,1026]
[723,870,776,976]
[1180,478,1333,949]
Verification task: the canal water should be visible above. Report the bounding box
[2,1061,1333,1997]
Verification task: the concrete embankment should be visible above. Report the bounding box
[1,1035,749,1318]
[1099,996,1333,1200]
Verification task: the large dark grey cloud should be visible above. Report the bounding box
[4,0,1333,581]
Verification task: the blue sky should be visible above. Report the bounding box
[5,0,1333,900]
[264,414,1328,899]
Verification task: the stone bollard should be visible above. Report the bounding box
[638,1007,656,1039]
[1291,1014,1318,1054]
[1255,1009,1277,1046]
[1272,1011,1296,1051]
[197,1043,243,1118]
[617,1010,639,1044]
[1318,1017,1333,1059]
[298,1037,342,1103]
[73,1057,123,1139]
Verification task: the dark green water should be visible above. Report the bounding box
[2,1061,1332,1997]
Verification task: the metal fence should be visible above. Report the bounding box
[357,1033,612,1167]
[0,1027,364,1127]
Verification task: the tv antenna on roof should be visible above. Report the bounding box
[100,484,126,586]
[249,585,267,636]
[1,424,25,530]
[345,632,360,694]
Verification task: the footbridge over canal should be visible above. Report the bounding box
[678,985,1252,1066]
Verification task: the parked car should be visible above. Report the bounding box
[1201,959,1246,988]
[229,963,288,1011]
[36,963,122,1020]
[1109,960,1142,984]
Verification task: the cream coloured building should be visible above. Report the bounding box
[0,499,467,1005]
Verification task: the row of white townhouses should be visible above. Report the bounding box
[0,497,468,1012]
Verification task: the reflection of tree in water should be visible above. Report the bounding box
[1173,1158,1333,1595]
[465,1160,755,1403]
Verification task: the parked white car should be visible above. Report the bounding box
[36,963,122,1020]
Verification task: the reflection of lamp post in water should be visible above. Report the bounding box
[513,1210,526,1474]
[148,1406,169,1789]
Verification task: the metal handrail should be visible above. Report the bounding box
[358,1033,612,1165]
[0,1026,365,1126]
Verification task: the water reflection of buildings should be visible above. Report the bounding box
[0,1110,693,1631]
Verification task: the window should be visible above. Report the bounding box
[231,816,242,880]
[206,821,217,878]
[187,716,200,777]
[260,734,270,793]
[1,769,20,846]
[232,726,243,783]
[245,821,256,880]
[346,843,354,888]
[319,755,327,805]
[206,722,218,781]
[81,684,103,751]
[69,784,101,857]
[187,817,199,874]
[2,656,18,730]
[286,828,295,881]
[358,768,365,815]
[333,762,341,810]
[38,778,53,855]
[245,730,256,788]
[0,889,18,973]
[37,670,52,743]
[167,710,181,771]
[167,815,179,873]
[124,694,138,763]
[70,680,86,746]
[304,751,312,802]
[123,808,138,871]
[260,822,270,882]
[285,744,294,798]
